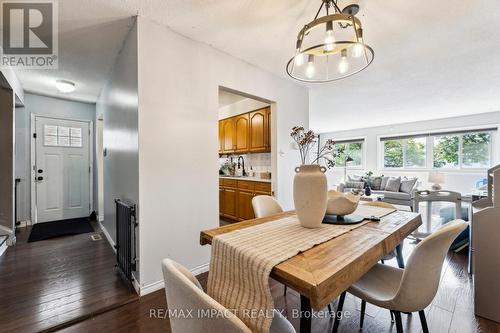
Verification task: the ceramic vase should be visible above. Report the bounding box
[365,186,372,196]
[293,164,328,228]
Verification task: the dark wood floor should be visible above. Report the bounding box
[0,222,137,333]
[58,239,500,333]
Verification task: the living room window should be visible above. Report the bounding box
[333,139,364,168]
[381,129,495,170]
[383,138,426,169]
[433,132,491,169]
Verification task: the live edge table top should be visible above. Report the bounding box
[200,210,422,310]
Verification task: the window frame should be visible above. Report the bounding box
[378,128,496,172]
[329,137,366,170]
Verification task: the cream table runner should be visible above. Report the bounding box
[207,213,375,333]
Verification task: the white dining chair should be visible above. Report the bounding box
[332,219,467,333]
[162,259,296,333]
[363,201,405,268]
[252,195,284,219]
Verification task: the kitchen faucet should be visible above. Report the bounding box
[237,156,246,176]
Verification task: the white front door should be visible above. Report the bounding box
[35,117,91,223]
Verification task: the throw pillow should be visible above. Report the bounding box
[385,177,401,192]
[380,176,389,190]
[345,181,365,189]
[371,177,383,190]
[400,177,418,194]
[348,175,363,182]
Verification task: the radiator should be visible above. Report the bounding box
[115,199,138,282]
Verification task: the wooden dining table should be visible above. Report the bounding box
[200,210,422,333]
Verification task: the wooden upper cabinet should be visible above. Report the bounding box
[265,107,271,150]
[222,118,236,153]
[219,121,224,154]
[249,107,270,153]
[234,114,249,153]
[218,107,270,154]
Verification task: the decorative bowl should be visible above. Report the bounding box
[326,190,360,216]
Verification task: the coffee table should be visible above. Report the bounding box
[359,193,384,202]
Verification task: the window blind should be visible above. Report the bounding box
[332,138,365,144]
[380,127,497,142]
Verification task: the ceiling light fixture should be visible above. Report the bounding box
[286,0,374,83]
[55,80,76,93]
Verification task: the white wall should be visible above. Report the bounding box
[96,21,138,251]
[218,97,269,120]
[136,16,309,288]
[15,93,96,222]
[319,112,500,193]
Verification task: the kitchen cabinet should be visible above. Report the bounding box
[219,107,270,155]
[218,121,224,154]
[222,118,236,154]
[237,190,255,220]
[219,179,272,221]
[220,187,238,220]
[234,114,250,153]
[249,108,269,153]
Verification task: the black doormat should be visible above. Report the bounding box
[28,217,94,242]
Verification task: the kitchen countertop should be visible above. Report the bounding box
[219,176,272,183]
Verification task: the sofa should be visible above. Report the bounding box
[337,175,419,208]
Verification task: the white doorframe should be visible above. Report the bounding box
[30,114,94,224]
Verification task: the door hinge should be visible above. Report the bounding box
[33,133,37,139]
[89,166,91,173]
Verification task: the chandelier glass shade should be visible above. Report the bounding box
[286,1,374,83]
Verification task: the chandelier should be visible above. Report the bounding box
[286,0,374,83]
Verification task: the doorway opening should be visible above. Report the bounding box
[218,87,277,226]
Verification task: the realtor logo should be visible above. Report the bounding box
[0,0,58,68]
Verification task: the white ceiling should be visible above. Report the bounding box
[15,1,137,103]
[14,0,500,132]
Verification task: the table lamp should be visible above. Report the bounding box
[428,171,445,190]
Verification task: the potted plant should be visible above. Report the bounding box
[291,126,343,228]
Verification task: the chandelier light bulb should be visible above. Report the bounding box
[352,42,364,58]
[294,52,305,66]
[352,28,364,58]
[324,21,335,52]
[305,55,315,79]
[338,49,349,74]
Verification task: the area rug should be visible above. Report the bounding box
[28,217,94,242]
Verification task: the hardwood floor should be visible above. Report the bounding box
[0,222,137,333]
[58,240,500,333]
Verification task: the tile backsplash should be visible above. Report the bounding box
[219,153,271,173]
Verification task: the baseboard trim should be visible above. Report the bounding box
[191,262,210,276]
[98,221,116,252]
[139,262,210,296]
[15,220,31,228]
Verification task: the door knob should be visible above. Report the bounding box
[37,176,43,181]
[38,169,43,174]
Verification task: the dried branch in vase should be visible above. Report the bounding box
[290,126,344,168]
